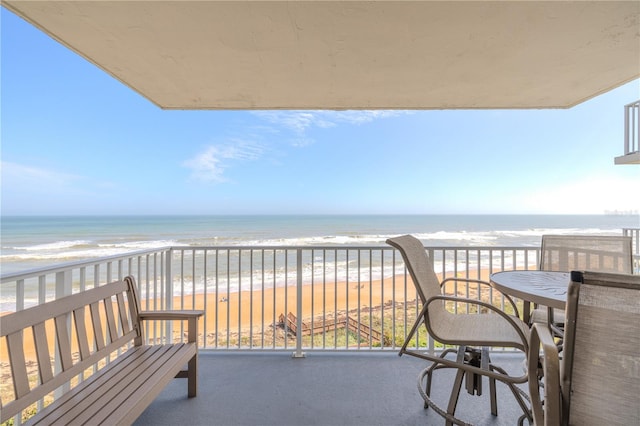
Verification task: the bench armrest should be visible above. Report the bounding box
[139,310,204,320]
[139,310,204,343]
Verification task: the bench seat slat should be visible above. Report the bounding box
[106,344,196,425]
[67,344,194,425]
[31,345,165,425]
[29,344,196,426]
[2,330,137,422]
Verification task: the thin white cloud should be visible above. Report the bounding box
[183,147,225,183]
[253,110,412,139]
[183,140,265,183]
[254,111,334,134]
[1,161,81,189]
[290,137,315,148]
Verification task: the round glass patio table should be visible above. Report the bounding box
[489,270,569,322]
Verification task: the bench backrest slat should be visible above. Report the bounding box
[7,332,30,399]
[54,314,74,371]
[104,296,119,343]
[90,301,105,350]
[73,306,91,360]
[116,292,131,334]
[33,322,54,384]
[1,277,143,423]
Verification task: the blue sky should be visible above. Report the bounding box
[1,9,639,216]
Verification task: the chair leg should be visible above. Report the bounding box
[423,348,458,409]
[489,376,497,415]
[446,369,465,426]
[444,349,467,426]
[491,364,532,424]
[480,347,497,416]
[424,365,434,409]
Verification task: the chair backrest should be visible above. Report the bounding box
[561,271,640,425]
[386,235,445,314]
[539,235,632,274]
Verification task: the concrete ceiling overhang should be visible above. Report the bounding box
[3,0,640,110]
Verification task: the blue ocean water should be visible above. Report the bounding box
[2,214,638,276]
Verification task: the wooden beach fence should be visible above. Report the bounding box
[278,312,383,344]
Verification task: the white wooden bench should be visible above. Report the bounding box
[1,276,204,425]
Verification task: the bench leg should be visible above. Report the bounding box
[187,316,199,397]
[188,355,198,397]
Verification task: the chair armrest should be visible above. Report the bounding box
[441,277,520,318]
[426,295,529,351]
[528,323,561,426]
[139,310,204,344]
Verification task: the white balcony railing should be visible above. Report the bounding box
[615,100,640,164]
[3,235,639,354]
[1,245,542,355]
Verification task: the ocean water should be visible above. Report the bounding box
[2,214,638,276]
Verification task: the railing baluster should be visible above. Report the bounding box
[237,249,242,348]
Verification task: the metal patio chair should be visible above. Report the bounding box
[532,234,633,336]
[386,235,531,426]
[528,271,640,425]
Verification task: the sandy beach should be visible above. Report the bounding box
[1,269,501,361]
[169,275,418,337]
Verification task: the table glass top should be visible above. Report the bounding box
[490,270,569,308]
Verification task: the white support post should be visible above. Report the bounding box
[625,103,630,155]
[54,271,72,397]
[292,249,306,358]
[165,249,174,343]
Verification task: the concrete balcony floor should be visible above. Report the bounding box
[135,351,529,426]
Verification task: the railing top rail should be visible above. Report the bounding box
[167,245,540,251]
[625,100,640,108]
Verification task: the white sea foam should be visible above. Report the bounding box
[240,234,391,246]
[17,240,93,251]
[69,228,623,251]
[414,231,498,243]
[2,239,179,262]
[97,240,178,250]
[490,228,614,237]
